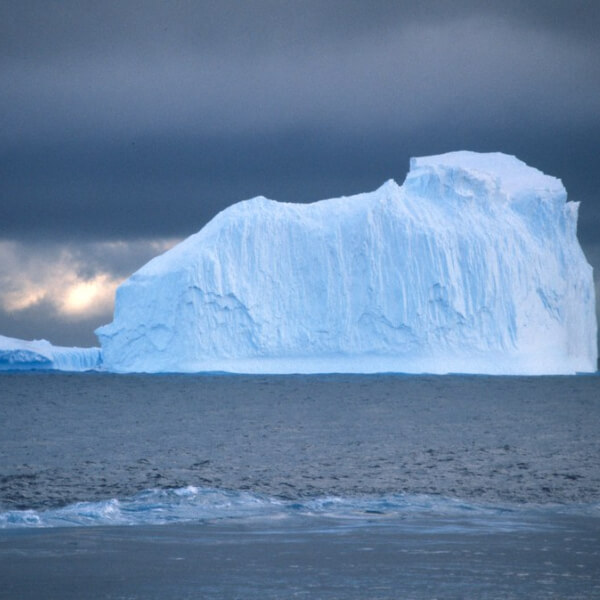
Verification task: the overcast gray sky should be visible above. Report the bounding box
[1,1,599,346]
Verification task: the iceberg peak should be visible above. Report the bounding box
[405,151,565,207]
[377,178,401,192]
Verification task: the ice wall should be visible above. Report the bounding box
[0,334,101,372]
[97,151,597,374]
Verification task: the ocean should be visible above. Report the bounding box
[1,373,599,599]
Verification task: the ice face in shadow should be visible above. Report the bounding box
[0,334,101,372]
[96,151,597,374]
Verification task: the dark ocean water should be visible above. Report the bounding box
[0,373,599,599]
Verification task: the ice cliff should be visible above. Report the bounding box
[0,335,101,371]
[96,151,597,374]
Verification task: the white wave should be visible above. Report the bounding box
[4,486,594,531]
[0,487,284,529]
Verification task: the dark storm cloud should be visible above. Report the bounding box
[2,1,599,60]
[1,1,599,345]
[3,3,599,146]
[2,1,599,236]
[2,125,599,243]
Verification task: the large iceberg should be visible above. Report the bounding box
[0,334,101,372]
[97,151,597,375]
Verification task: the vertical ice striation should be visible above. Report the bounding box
[96,151,597,374]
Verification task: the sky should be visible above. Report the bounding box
[1,0,599,347]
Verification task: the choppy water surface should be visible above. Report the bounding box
[1,373,599,511]
[0,373,599,599]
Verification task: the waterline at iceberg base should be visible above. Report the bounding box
[93,151,597,375]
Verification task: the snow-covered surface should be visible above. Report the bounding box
[96,151,597,374]
[0,334,101,372]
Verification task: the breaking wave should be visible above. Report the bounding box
[2,486,596,530]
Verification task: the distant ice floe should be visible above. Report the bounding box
[0,334,101,372]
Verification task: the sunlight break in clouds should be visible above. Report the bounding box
[0,243,122,319]
[0,239,178,322]
[61,274,118,316]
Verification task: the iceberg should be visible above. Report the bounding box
[97,151,597,375]
[0,334,101,372]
